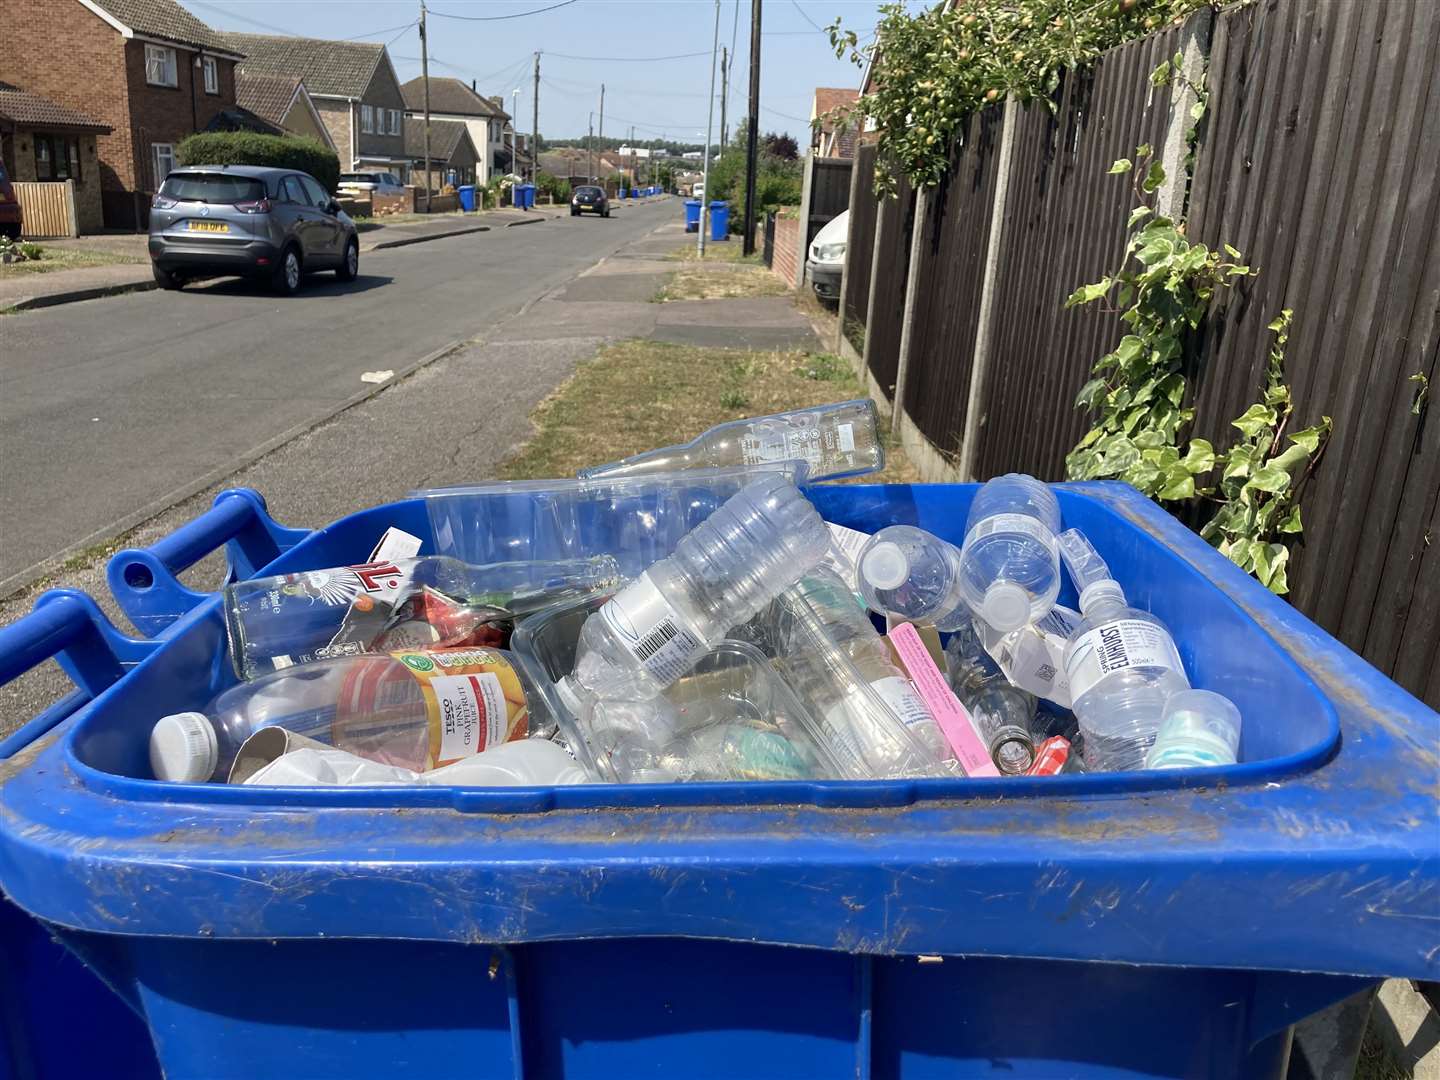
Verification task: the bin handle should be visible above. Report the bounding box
[105,488,310,637]
[0,590,158,758]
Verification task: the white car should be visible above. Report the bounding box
[338,172,407,196]
[806,210,848,304]
[692,182,705,200]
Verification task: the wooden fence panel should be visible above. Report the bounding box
[14,181,75,238]
[865,167,914,400]
[902,108,1006,454]
[842,143,880,337]
[1187,0,1440,704]
[976,19,1192,481]
[807,156,852,250]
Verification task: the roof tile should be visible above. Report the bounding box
[400,77,506,120]
[0,82,112,132]
[222,32,384,98]
[88,0,233,52]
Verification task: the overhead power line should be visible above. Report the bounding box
[547,49,710,62]
[428,0,579,22]
[789,0,826,33]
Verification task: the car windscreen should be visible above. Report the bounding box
[576,187,602,197]
[160,173,266,204]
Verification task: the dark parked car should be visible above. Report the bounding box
[570,185,609,217]
[148,165,359,295]
[0,160,21,240]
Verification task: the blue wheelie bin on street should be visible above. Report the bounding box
[0,481,1435,1080]
[710,200,730,240]
[684,198,701,232]
[456,184,476,212]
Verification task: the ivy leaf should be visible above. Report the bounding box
[1267,310,1293,333]
[1135,143,1152,159]
[1173,50,1185,70]
[1223,243,1242,260]
[1127,205,1153,228]
[1190,99,1206,122]
[1066,277,1113,306]
[1108,158,1133,175]
[1149,60,1172,87]
[1248,464,1292,493]
[1232,403,1277,438]
[1278,504,1303,533]
[1160,373,1187,406]
[1158,470,1195,501]
[1223,446,1254,481]
[1074,378,1107,409]
[1113,335,1145,367]
[1288,424,1327,454]
[1181,438,1216,473]
[1132,428,1168,450]
[1268,441,1311,473]
[1141,160,1167,194]
[1115,282,1135,308]
[1104,436,1141,471]
[1251,542,1274,586]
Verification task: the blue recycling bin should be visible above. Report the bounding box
[684,197,701,232]
[710,200,730,241]
[456,184,476,212]
[0,481,1435,1079]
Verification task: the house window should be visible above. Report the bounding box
[388,109,401,135]
[202,56,219,95]
[151,143,175,188]
[33,135,82,182]
[360,105,374,134]
[145,44,178,88]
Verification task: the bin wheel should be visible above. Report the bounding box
[335,238,359,282]
[152,264,183,291]
[272,246,303,296]
[603,208,610,218]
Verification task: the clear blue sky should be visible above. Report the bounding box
[187,0,885,145]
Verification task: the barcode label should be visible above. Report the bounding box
[634,619,680,661]
[601,573,707,687]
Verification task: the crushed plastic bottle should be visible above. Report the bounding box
[1057,529,1190,772]
[1144,689,1242,769]
[944,615,1040,774]
[858,475,1061,633]
[771,569,955,778]
[557,474,830,736]
[578,400,883,483]
[225,555,622,680]
[149,646,547,782]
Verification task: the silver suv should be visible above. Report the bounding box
[148,165,359,295]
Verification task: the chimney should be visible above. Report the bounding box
[471,79,476,91]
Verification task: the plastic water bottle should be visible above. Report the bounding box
[149,646,547,782]
[1057,530,1190,772]
[577,400,884,483]
[557,475,830,721]
[857,474,1061,633]
[944,615,1039,775]
[772,569,955,778]
[225,555,622,680]
[1145,690,1242,769]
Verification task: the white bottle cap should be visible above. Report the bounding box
[981,581,1031,632]
[149,711,219,783]
[861,541,910,590]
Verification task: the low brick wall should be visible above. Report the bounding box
[373,190,413,215]
[772,210,800,288]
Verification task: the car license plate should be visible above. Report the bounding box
[187,221,229,233]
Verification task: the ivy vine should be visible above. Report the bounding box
[1065,147,1331,594]
[829,0,1209,195]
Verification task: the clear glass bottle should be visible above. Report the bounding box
[578,400,883,482]
[1057,530,1190,772]
[944,614,1040,775]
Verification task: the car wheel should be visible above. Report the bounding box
[335,238,359,282]
[603,208,610,218]
[152,264,183,291]
[272,246,303,296]
[570,208,579,216]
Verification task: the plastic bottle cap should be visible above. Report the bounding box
[861,541,910,590]
[981,581,1031,632]
[149,711,218,783]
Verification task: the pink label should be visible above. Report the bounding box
[888,622,1001,778]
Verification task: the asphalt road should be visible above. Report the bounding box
[0,200,671,589]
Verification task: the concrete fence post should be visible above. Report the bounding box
[889,184,931,437]
[795,153,816,294]
[957,94,1022,482]
[64,179,79,238]
[834,153,866,352]
[859,186,893,383]
[1154,7,1214,221]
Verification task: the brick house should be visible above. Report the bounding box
[400,77,508,187]
[403,117,480,191]
[221,34,408,179]
[810,87,859,158]
[0,83,112,234]
[232,73,335,152]
[0,0,245,229]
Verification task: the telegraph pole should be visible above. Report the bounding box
[420,1,432,211]
[698,0,720,256]
[531,51,540,182]
[742,0,761,255]
[587,112,594,180]
[719,46,729,151]
[597,83,605,185]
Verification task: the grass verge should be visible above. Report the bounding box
[655,241,790,301]
[501,339,917,483]
[0,246,145,277]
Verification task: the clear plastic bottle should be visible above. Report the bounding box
[577,400,883,483]
[773,569,955,778]
[1057,530,1190,772]
[149,646,547,782]
[1144,690,1242,770]
[944,615,1040,775]
[225,555,622,680]
[557,475,830,724]
[858,474,1061,633]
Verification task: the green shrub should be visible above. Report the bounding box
[536,171,571,202]
[175,132,341,193]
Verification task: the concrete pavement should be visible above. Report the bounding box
[0,200,669,592]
